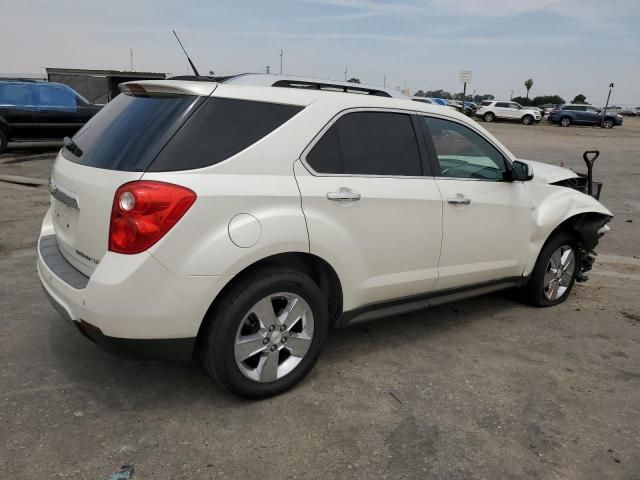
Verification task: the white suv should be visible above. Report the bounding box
[477,101,542,125]
[38,78,611,398]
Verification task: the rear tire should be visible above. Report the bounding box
[0,128,8,154]
[483,112,495,122]
[522,115,533,125]
[560,116,571,127]
[200,266,329,399]
[525,232,579,307]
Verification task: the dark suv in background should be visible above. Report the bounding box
[0,80,102,153]
[548,104,623,128]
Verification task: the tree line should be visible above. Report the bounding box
[350,76,589,106]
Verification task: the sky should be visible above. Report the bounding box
[2,0,640,106]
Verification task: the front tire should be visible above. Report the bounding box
[602,118,614,129]
[526,232,579,307]
[522,115,533,125]
[483,112,495,122]
[200,266,329,398]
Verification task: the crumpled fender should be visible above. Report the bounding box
[523,182,612,276]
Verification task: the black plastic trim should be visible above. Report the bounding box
[338,276,525,327]
[39,235,89,289]
[76,320,196,362]
[41,278,196,361]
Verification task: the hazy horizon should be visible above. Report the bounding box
[3,0,640,106]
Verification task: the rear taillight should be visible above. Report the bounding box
[109,181,196,254]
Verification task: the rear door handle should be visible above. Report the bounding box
[447,194,471,205]
[327,187,361,202]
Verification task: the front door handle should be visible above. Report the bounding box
[447,194,471,205]
[327,187,361,202]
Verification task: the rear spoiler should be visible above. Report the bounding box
[119,80,218,97]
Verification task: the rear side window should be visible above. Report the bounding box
[63,93,200,171]
[0,83,36,106]
[306,111,422,176]
[149,98,303,171]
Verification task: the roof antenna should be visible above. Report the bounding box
[172,30,201,78]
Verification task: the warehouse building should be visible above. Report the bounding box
[46,68,166,104]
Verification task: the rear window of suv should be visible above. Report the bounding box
[63,93,202,171]
[63,93,303,172]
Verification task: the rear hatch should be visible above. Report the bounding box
[49,83,211,276]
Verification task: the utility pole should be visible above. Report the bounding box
[344,66,348,82]
[279,49,283,75]
[383,75,386,87]
[130,48,134,70]
[266,65,270,74]
[601,82,614,128]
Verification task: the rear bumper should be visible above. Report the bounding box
[40,284,196,361]
[37,213,230,361]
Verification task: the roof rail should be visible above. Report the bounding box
[272,79,392,97]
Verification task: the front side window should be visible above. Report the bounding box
[423,116,506,181]
[38,85,77,108]
[509,103,523,110]
[306,111,422,176]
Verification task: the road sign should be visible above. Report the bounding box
[460,71,472,83]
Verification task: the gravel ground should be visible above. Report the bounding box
[1,120,639,479]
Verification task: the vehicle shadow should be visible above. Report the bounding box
[47,290,522,408]
[1,144,60,164]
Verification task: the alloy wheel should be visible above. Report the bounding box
[543,245,576,301]
[234,292,314,382]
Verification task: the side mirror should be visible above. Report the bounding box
[510,160,534,181]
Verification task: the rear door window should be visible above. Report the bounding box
[149,98,303,171]
[0,83,36,106]
[306,111,422,176]
[495,102,509,108]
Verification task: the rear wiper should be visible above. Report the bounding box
[63,137,83,157]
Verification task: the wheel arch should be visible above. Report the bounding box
[195,251,344,352]
[525,210,612,277]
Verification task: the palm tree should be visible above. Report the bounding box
[525,78,534,99]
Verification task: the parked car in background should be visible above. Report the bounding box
[448,100,477,116]
[619,107,639,116]
[39,77,612,398]
[0,80,102,153]
[476,101,542,125]
[548,104,623,128]
[411,96,434,104]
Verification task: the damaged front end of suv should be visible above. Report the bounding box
[523,150,613,284]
